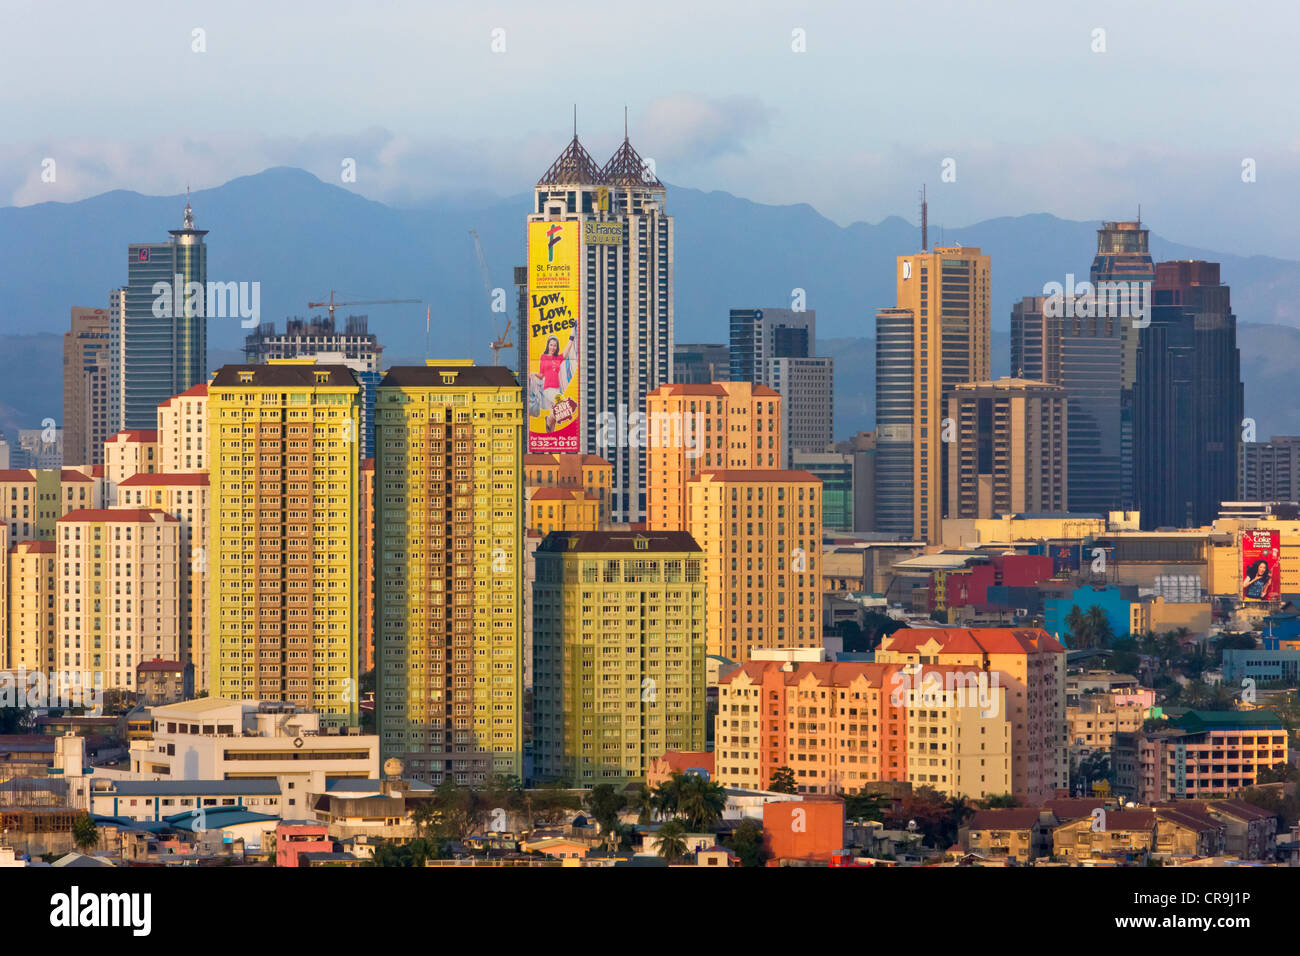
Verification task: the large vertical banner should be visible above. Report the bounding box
[1241,529,1281,602]
[527,221,580,453]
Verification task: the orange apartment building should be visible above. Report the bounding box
[645,382,782,532]
[156,382,209,473]
[104,429,158,487]
[524,453,612,527]
[876,628,1067,805]
[528,488,600,537]
[56,508,182,692]
[715,660,909,794]
[687,470,822,661]
[116,472,211,693]
[5,540,56,672]
[715,657,1013,799]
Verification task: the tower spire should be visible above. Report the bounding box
[184,185,194,230]
[624,105,628,141]
[921,184,928,252]
[573,104,577,139]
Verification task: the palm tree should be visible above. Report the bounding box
[1065,606,1088,648]
[651,773,684,819]
[656,819,689,863]
[676,774,726,832]
[1085,605,1114,648]
[633,785,656,825]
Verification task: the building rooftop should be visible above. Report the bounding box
[108,430,158,443]
[536,530,702,554]
[210,364,360,388]
[95,779,280,797]
[118,472,210,487]
[59,508,177,524]
[379,364,519,389]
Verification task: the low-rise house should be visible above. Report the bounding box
[1153,804,1226,858]
[276,821,334,867]
[960,808,1057,862]
[1206,800,1278,859]
[1052,809,1156,864]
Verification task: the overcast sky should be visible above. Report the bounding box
[4,0,1298,256]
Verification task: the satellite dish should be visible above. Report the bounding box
[384,758,403,778]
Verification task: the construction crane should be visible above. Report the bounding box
[470,229,512,365]
[307,291,420,325]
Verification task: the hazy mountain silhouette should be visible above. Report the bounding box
[1,166,1297,442]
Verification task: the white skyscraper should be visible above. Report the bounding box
[524,128,674,523]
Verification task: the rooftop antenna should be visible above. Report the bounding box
[573,104,577,139]
[624,105,629,140]
[920,184,928,252]
[1137,203,1141,228]
[425,305,430,360]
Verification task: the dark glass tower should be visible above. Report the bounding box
[112,198,208,430]
[1134,260,1243,528]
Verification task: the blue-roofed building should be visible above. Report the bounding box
[89,778,282,822]
[1044,584,1137,646]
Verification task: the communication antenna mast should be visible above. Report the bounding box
[920,185,928,252]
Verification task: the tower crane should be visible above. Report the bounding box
[470,230,513,365]
[307,291,420,325]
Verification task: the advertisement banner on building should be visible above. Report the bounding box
[527,221,580,453]
[1241,529,1281,602]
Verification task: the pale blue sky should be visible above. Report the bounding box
[3,0,1297,255]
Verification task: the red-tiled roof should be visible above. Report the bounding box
[10,540,56,553]
[137,658,186,673]
[718,659,898,689]
[0,470,36,482]
[884,628,1066,657]
[109,430,158,443]
[58,508,177,523]
[1208,800,1275,822]
[60,469,93,482]
[968,809,1046,830]
[158,383,208,405]
[118,473,209,487]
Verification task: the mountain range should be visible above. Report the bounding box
[1,166,1297,442]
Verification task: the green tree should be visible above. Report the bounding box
[675,774,726,832]
[651,773,684,819]
[768,766,797,794]
[980,793,1018,809]
[1085,605,1115,648]
[587,784,626,834]
[72,813,99,853]
[722,818,769,868]
[655,819,690,863]
[844,792,889,821]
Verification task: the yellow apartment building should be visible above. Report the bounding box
[532,530,707,787]
[207,362,361,726]
[374,362,524,785]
